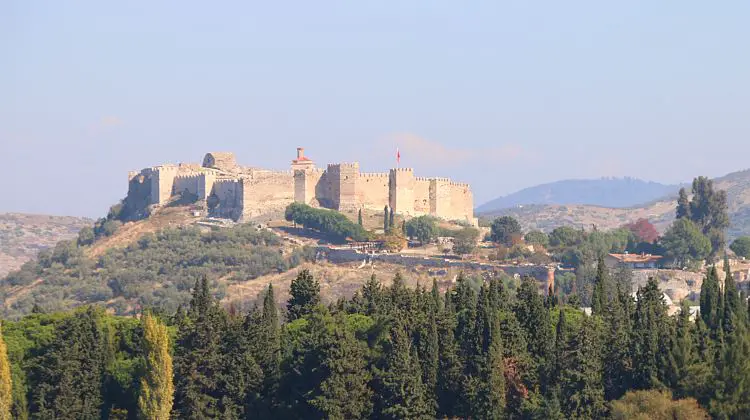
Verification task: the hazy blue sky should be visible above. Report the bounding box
[3,1,750,217]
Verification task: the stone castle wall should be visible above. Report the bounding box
[126,150,475,224]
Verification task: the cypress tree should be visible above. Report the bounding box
[436,292,462,418]
[470,286,506,419]
[416,310,439,411]
[261,284,281,397]
[591,255,608,316]
[0,323,11,420]
[700,266,721,330]
[389,207,395,230]
[632,277,670,390]
[560,317,606,419]
[383,205,389,232]
[361,274,384,315]
[287,269,321,321]
[709,321,750,418]
[31,307,105,420]
[172,277,226,419]
[676,187,691,219]
[603,283,634,400]
[723,257,740,333]
[138,312,174,420]
[514,277,553,390]
[357,208,363,226]
[374,320,433,419]
[217,313,262,419]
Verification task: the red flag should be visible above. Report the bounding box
[396,148,400,165]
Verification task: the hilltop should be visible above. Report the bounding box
[478,169,750,239]
[0,213,92,277]
[476,177,678,212]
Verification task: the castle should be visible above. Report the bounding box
[125,148,476,224]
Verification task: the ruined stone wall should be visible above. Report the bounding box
[240,171,295,218]
[413,177,431,215]
[323,164,342,209]
[358,172,390,211]
[389,168,415,215]
[173,171,217,201]
[209,179,243,220]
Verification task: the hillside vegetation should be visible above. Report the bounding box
[0,222,314,318]
[479,168,750,239]
[0,213,92,278]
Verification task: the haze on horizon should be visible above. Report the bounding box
[2,1,750,217]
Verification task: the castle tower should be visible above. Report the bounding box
[389,168,415,215]
[291,147,315,172]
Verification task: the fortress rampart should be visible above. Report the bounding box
[125,148,476,224]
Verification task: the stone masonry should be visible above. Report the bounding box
[126,148,477,224]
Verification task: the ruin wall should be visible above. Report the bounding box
[413,177,431,215]
[240,171,295,218]
[358,172,390,211]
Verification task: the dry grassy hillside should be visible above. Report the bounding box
[0,213,92,277]
[480,169,750,239]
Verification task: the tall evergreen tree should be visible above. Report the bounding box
[709,321,750,418]
[287,269,321,321]
[632,277,670,390]
[0,323,11,420]
[389,207,395,230]
[138,312,174,420]
[723,257,740,333]
[261,284,281,396]
[514,277,553,391]
[560,317,606,419]
[309,314,373,420]
[172,277,227,419]
[676,187,691,219]
[591,255,608,316]
[470,286,506,420]
[357,208,363,226]
[700,266,721,330]
[31,307,105,420]
[383,205,389,232]
[436,292,463,418]
[603,283,634,400]
[373,320,433,419]
[361,274,384,315]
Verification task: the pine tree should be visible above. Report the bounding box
[138,312,174,420]
[0,323,11,420]
[676,187,691,219]
[31,307,105,420]
[361,274,384,315]
[374,320,433,419]
[560,316,606,419]
[287,269,321,321]
[309,314,373,420]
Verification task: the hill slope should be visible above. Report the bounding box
[0,213,92,277]
[477,177,678,212]
[479,169,750,239]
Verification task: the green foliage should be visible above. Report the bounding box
[452,227,479,255]
[287,270,321,321]
[524,230,549,247]
[549,226,585,248]
[0,324,11,420]
[490,216,522,246]
[138,312,173,420]
[730,236,750,259]
[2,223,311,318]
[285,202,368,242]
[404,216,438,244]
[661,218,711,268]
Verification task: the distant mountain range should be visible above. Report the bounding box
[476,177,680,213]
[477,170,750,240]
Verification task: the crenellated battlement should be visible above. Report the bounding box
[126,148,474,224]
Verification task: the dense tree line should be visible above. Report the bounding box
[1,263,748,419]
[285,203,369,242]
